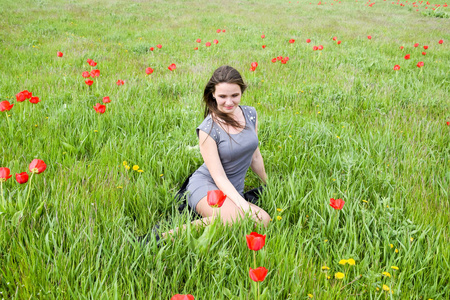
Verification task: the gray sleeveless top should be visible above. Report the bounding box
[186,105,259,209]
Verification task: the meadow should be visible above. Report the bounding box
[1,0,449,298]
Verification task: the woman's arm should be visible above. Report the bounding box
[250,115,268,183]
[198,130,249,210]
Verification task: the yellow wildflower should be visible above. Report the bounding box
[335,272,345,279]
[132,165,139,171]
[339,259,348,265]
[382,285,390,291]
[117,186,123,189]
[277,208,283,212]
[324,239,328,242]
[376,287,380,291]
[160,174,164,177]
[122,161,128,166]
[321,266,330,270]
[308,294,313,298]
[410,237,414,242]
[382,272,391,277]
[347,258,355,265]
[94,130,98,132]
[362,200,368,203]
[277,216,282,221]
[125,165,130,170]
[137,170,144,173]
[395,248,399,253]
[391,266,399,270]
[390,244,394,248]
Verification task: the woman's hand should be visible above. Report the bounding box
[238,201,264,222]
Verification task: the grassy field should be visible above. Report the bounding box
[1,0,449,298]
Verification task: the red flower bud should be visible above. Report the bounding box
[249,267,268,282]
[206,190,226,208]
[246,232,266,251]
[15,172,29,184]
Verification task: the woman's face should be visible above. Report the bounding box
[212,83,242,115]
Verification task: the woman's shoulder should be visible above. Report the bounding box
[196,114,220,141]
[240,105,257,126]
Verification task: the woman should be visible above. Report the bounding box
[185,65,271,227]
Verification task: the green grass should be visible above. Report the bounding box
[1,0,449,298]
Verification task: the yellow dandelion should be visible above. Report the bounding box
[327,275,331,279]
[277,216,282,221]
[339,259,348,265]
[382,285,390,291]
[277,208,283,212]
[324,239,328,242]
[317,111,321,114]
[362,200,368,203]
[132,165,139,171]
[94,130,98,133]
[395,248,399,253]
[391,266,399,270]
[270,218,273,221]
[160,174,164,177]
[35,124,38,127]
[410,237,414,242]
[123,161,128,166]
[125,165,130,170]
[336,136,340,139]
[308,294,313,298]
[386,205,389,208]
[257,102,260,104]
[46,117,49,119]
[332,178,336,181]
[376,287,380,291]
[295,112,299,114]
[321,266,330,270]
[335,272,345,279]
[117,186,123,189]
[137,170,144,173]
[390,244,394,248]
[289,135,292,138]
[382,272,391,277]
[347,258,355,265]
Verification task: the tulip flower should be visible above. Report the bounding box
[93,103,106,114]
[313,46,318,51]
[222,29,225,32]
[91,69,100,77]
[216,29,221,33]
[438,39,443,44]
[404,54,410,60]
[249,267,268,282]
[416,61,424,68]
[156,44,162,49]
[446,121,450,126]
[337,40,341,45]
[213,39,218,44]
[15,172,29,184]
[329,198,345,210]
[16,92,26,102]
[116,79,124,86]
[423,45,428,49]
[85,80,94,86]
[400,46,404,50]
[29,97,40,104]
[246,232,266,251]
[29,159,46,174]
[87,58,93,64]
[251,62,258,68]
[262,45,266,49]
[277,56,283,61]
[194,47,198,50]
[393,65,400,70]
[367,35,372,39]
[57,51,63,57]
[82,71,90,78]
[422,52,426,55]
[281,57,288,64]
[0,168,12,182]
[205,42,211,47]
[261,34,265,39]
[306,38,311,43]
[289,39,295,43]
[171,295,194,300]
[207,190,226,208]
[0,101,14,111]
[150,47,154,51]
[271,58,277,63]
[414,43,419,47]
[89,60,97,67]
[318,45,323,50]
[168,63,176,71]
[102,96,111,104]
[332,36,337,41]
[196,39,201,43]
[145,67,154,75]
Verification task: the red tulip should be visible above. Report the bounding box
[194,47,198,50]
[438,39,444,44]
[171,295,195,300]
[15,92,25,102]
[261,34,265,39]
[207,190,226,208]
[29,159,46,174]
[313,46,318,51]
[277,56,283,61]
[213,39,218,44]
[249,267,268,282]
[306,38,311,43]
[222,29,226,32]
[102,96,111,104]
[89,60,97,67]
[145,67,154,75]
[329,198,345,210]
[400,46,404,50]
[271,58,277,63]
[318,45,323,50]
[85,79,94,86]
[332,36,337,41]
[251,62,258,68]
[250,66,256,71]
[205,42,211,47]
[216,29,221,33]
[116,79,124,86]
[281,57,288,64]
[21,90,32,99]
[93,103,106,114]
[156,44,162,49]
[414,43,419,47]
[289,39,295,43]
[91,69,100,77]
[0,168,12,182]
[15,172,29,184]
[29,96,40,104]
[262,45,266,49]
[447,121,450,126]
[150,47,154,51]
[0,101,14,111]
[196,39,201,43]
[393,64,401,70]
[82,71,90,78]
[416,61,424,68]
[423,45,428,50]
[87,58,93,64]
[422,52,426,55]
[367,35,372,39]
[337,40,341,45]
[246,232,266,251]
[57,51,63,57]
[168,63,176,71]
[404,54,410,60]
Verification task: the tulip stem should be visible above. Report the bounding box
[1,181,5,207]
[257,282,260,300]
[24,173,34,210]
[5,112,12,136]
[253,251,257,269]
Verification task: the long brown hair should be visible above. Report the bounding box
[203,66,247,130]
